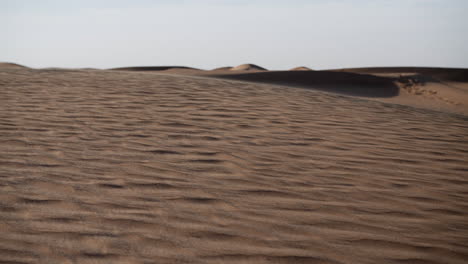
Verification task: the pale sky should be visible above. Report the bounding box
[1,0,467,70]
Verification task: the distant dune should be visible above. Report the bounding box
[110,66,200,72]
[211,66,233,71]
[230,63,267,71]
[0,62,28,69]
[290,66,313,71]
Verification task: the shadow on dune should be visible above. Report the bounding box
[211,71,400,98]
[334,67,468,83]
[110,66,200,71]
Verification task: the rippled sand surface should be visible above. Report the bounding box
[1,67,468,264]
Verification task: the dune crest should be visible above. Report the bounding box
[290,66,313,71]
[0,62,28,69]
[110,66,200,72]
[211,66,233,71]
[230,63,267,71]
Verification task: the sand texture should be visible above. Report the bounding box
[114,65,468,115]
[1,66,468,264]
[208,69,468,115]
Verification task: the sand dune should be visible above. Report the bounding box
[0,62,28,69]
[333,67,468,82]
[129,65,468,114]
[212,66,233,71]
[1,66,468,264]
[210,70,400,97]
[111,66,201,72]
[111,66,204,76]
[230,63,267,71]
[290,66,313,71]
[331,67,468,115]
[206,68,468,115]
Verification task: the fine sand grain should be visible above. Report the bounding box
[1,66,468,264]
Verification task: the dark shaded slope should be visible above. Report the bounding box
[333,67,468,82]
[230,64,267,71]
[211,70,399,98]
[110,66,200,72]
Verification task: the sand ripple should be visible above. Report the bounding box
[1,68,468,264]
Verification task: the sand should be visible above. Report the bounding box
[124,65,468,115]
[205,68,468,115]
[1,65,468,264]
[332,67,468,115]
[230,64,267,71]
[290,66,313,71]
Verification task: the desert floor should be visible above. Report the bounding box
[1,65,468,264]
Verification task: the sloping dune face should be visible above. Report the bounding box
[111,66,200,72]
[230,63,267,71]
[213,71,400,97]
[335,67,468,82]
[290,66,313,71]
[1,67,468,264]
[0,62,27,69]
[212,66,233,71]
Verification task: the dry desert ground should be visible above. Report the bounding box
[1,62,468,264]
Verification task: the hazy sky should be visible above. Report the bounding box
[1,0,467,70]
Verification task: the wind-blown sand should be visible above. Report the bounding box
[1,65,468,264]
